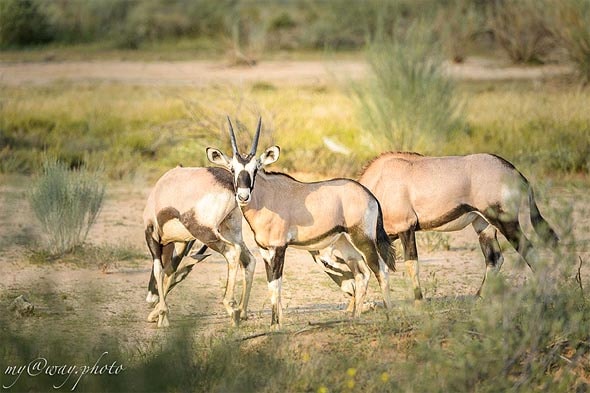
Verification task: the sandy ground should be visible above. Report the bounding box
[0,58,573,87]
[1,177,588,345]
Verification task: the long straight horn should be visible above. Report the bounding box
[227,116,238,154]
[250,117,262,156]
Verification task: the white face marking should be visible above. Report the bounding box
[230,156,259,206]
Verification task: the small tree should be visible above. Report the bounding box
[28,159,105,256]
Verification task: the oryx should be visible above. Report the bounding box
[359,152,559,300]
[206,117,395,329]
[144,166,256,327]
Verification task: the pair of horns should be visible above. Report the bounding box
[227,116,261,156]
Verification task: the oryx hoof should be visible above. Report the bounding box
[147,313,158,323]
[240,309,249,321]
[414,289,424,302]
[270,323,282,332]
[147,307,160,323]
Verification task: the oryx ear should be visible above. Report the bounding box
[206,147,231,168]
[258,146,280,168]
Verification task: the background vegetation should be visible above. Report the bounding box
[27,159,105,256]
[1,0,589,180]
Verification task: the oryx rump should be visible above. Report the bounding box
[360,152,559,300]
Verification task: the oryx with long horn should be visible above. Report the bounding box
[144,165,256,328]
[359,152,559,300]
[206,117,395,329]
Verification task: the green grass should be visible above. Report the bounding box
[28,159,105,256]
[1,79,589,180]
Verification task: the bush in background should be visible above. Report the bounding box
[551,0,590,84]
[0,0,52,48]
[353,21,464,152]
[486,0,555,64]
[28,159,105,256]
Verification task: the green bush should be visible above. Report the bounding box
[487,0,555,64]
[352,21,464,152]
[0,0,52,47]
[28,159,105,256]
[551,0,590,84]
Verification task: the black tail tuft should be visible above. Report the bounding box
[376,205,396,271]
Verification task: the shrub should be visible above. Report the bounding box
[352,21,464,152]
[0,0,52,47]
[550,0,590,84]
[487,0,555,64]
[28,159,105,256]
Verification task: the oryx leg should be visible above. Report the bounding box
[399,230,423,301]
[349,231,392,310]
[491,218,538,270]
[261,246,286,330]
[208,240,242,326]
[348,258,371,318]
[237,244,256,320]
[147,242,188,322]
[472,216,504,298]
[145,226,169,328]
[219,211,256,321]
[309,250,356,313]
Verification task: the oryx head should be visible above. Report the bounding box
[206,117,280,206]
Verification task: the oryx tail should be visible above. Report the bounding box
[376,205,396,271]
[528,187,559,246]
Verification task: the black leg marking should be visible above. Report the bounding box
[399,230,423,301]
[145,225,162,296]
[264,246,286,282]
[479,232,503,269]
[263,246,286,327]
[309,252,355,296]
[399,230,418,261]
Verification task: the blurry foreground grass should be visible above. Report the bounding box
[1,80,589,181]
[2,265,588,392]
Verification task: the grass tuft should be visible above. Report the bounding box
[352,21,464,153]
[27,158,105,256]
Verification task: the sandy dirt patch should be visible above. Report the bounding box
[0,58,572,87]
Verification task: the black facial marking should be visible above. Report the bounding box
[237,170,252,189]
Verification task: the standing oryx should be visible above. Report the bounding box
[206,117,395,329]
[359,152,559,300]
[144,166,256,327]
